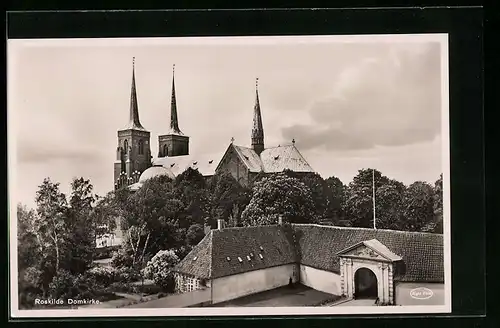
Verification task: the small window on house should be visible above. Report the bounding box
[193,161,198,165]
[226,257,231,261]
[244,155,249,160]
[274,156,279,160]
[209,160,213,164]
[170,163,175,167]
[238,257,242,262]
[259,253,263,259]
[247,256,251,261]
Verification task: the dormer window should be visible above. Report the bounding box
[247,256,251,261]
[193,256,197,261]
[260,246,264,251]
[274,156,280,160]
[226,257,231,261]
[170,163,175,167]
[259,253,264,259]
[244,155,249,160]
[193,161,198,165]
[238,257,243,263]
[209,160,213,164]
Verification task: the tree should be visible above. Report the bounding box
[65,177,97,274]
[186,224,205,246]
[375,179,406,230]
[241,173,316,226]
[402,181,435,232]
[433,174,444,233]
[119,176,186,267]
[174,168,210,227]
[283,170,331,223]
[143,250,180,292]
[17,204,40,270]
[34,178,68,274]
[344,169,389,228]
[324,176,347,223]
[207,172,251,227]
[422,174,444,234]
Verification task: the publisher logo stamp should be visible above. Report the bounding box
[410,287,433,300]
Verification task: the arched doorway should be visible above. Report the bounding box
[354,268,378,299]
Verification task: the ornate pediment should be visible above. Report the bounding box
[342,244,386,261]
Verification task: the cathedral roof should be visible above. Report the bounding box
[260,144,314,173]
[153,152,223,177]
[232,146,263,172]
[229,143,315,174]
[173,224,444,283]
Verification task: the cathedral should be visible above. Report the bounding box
[113,58,315,191]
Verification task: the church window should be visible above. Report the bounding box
[163,144,168,157]
[138,140,144,155]
[123,140,129,155]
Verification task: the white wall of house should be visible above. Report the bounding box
[211,264,296,304]
[299,265,341,295]
[394,282,445,306]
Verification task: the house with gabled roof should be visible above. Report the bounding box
[172,219,445,306]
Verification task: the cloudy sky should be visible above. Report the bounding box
[8,35,447,208]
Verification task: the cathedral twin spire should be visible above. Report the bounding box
[125,59,182,135]
[124,58,265,151]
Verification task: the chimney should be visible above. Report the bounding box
[217,219,225,231]
[278,215,283,225]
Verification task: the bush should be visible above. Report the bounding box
[111,248,134,269]
[114,267,141,283]
[143,250,179,292]
[88,266,116,285]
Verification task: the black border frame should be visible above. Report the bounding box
[5,7,486,326]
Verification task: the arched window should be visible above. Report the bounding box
[163,144,168,157]
[123,140,129,157]
[138,140,144,155]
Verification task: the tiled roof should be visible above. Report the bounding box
[153,152,223,177]
[173,225,296,279]
[174,232,213,279]
[295,225,444,282]
[229,144,314,174]
[232,145,263,172]
[174,224,444,283]
[260,145,315,173]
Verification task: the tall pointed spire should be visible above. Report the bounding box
[169,64,183,135]
[127,57,145,130]
[251,77,264,155]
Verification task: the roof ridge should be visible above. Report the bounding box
[264,144,294,150]
[291,223,444,237]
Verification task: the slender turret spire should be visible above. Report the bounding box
[127,57,145,130]
[251,78,264,154]
[169,64,183,135]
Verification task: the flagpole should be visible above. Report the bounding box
[372,169,376,230]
